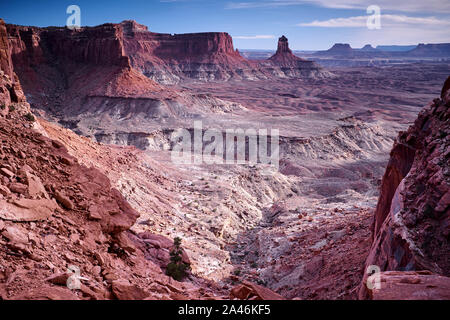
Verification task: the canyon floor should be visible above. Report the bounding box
[40,62,450,299]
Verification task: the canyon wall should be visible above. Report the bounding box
[0,19,26,106]
[5,21,176,121]
[359,77,450,299]
[121,20,254,83]
[121,20,329,83]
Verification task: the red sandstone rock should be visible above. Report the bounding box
[111,279,149,300]
[368,271,450,300]
[359,78,450,299]
[230,281,285,300]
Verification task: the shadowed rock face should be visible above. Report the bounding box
[267,35,327,76]
[275,35,291,55]
[269,35,303,65]
[0,19,26,106]
[359,76,450,299]
[0,19,14,79]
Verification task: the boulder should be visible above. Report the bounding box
[368,271,450,300]
[0,167,14,178]
[0,198,57,221]
[54,191,74,210]
[25,171,49,199]
[8,182,27,194]
[8,286,79,300]
[230,281,284,300]
[0,185,10,196]
[2,225,28,244]
[111,279,149,300]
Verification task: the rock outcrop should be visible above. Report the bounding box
[359,76,450,299]
[269,35,303,65]
[368,271,450,300]
[0,19,26,106]
[264,35,331,78]
[6,21,171,117]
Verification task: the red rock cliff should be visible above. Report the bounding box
[5,21,169,117]
[0,19,26,106]
[7,23,130,68]
[121,20,242,62]
[359,76,450,299]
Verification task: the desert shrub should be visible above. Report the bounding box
[166,237,190,281]
[0,104,5,110]
[8,105,15,112]
[24,113,35,122]
[233,269,241,276]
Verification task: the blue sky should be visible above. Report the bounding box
[1,0,449,50]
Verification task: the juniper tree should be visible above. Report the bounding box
[166,237,190,281]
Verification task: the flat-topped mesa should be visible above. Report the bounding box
[120,20,247,83]
[5,21,169,118]
[7,22,131,68]
[321,43,354,56]
[360,44,377,51]
[408,43,450,57]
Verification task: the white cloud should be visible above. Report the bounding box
[234,35,276,39]
[226,0,450,13]
[298,14,450,28]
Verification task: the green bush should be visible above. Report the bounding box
[24,113,35,122]
[0,104,5,110]
[166,237,190,281]
[8,105,15,112]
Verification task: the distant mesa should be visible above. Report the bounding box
[408,43,450,57]
[375,45,416,52]
[360,44,377,51]
[326,43,353,54]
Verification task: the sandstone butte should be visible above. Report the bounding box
[0,16,449,300]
